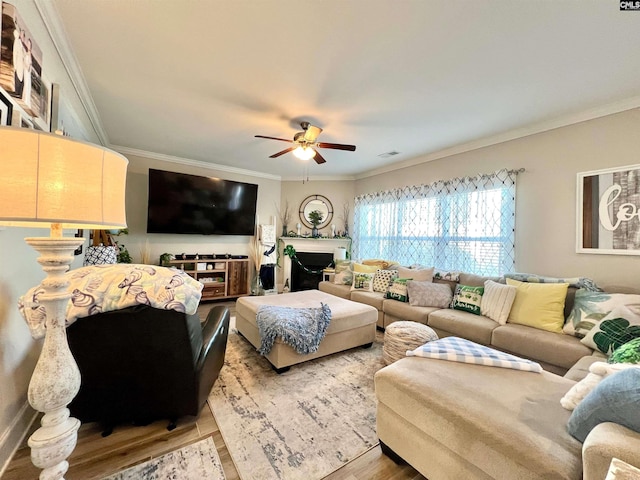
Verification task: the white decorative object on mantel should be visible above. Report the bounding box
[280,237,351,291]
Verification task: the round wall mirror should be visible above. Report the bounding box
[299,194,333,230]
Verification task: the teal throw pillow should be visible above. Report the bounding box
[567,367,640,443]
[610,338,640,364]
[450,285,484,315]
[386,278,412,302]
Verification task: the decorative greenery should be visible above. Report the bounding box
[110,229,131,263]
[283,245,332,274]
[160,252,174,266]
[308,209,324,227]
[276,199,292,226]
[609,338,640,364]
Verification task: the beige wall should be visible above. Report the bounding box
[355,109,640,292]
[124,154,281,266]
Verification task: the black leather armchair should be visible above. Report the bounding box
[67,304,229,433]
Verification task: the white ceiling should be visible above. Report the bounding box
[50,0,640,180]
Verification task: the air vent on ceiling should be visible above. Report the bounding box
[377,151,401,158]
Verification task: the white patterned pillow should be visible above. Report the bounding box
[580,304,640,354]
[373,269,398,293]
[564,291,640,337]
[351,272,375,292]
[333,260,353,285]
[481,280,517,325]
[407,281,453,308]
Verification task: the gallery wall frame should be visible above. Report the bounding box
[0,89,12,125]
[0,1,47,122]
[577,164,640,255]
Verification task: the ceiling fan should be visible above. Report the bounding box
[255,122,356,164]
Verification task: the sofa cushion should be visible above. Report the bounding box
[406,281,452,308]
[375,357,582,479]
[458,272,501,287]
[351,272,375,292]
[567,367,640,443]
[506,279,568,333]
[428,309,497,345]
[373,269,398,293]
[333,259,353,285]
[353,262,379,273]
[450,285,484,315]
[481,280,517,325]
[386,278,412,302]
[318,281,351,299]
[564,290,640,337]
[580,304,640,355]
[492,324,593,370]
[350,290,385,311]
[383,299,436,325]
[362,258,398,270]
[395,266,434,282]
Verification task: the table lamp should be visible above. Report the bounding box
[0,127,128,479]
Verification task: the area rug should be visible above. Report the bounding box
[101,437,225,480]
[208,330,385,480]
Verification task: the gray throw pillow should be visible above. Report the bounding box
[567,367,640,443]
[407,281,453,308]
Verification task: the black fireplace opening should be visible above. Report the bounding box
[291,252,333,292]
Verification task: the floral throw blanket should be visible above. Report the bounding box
[19,264,203,339]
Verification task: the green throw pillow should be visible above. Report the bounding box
[450,285,484,315]
[610,338,640,364]
[386,278,412,302]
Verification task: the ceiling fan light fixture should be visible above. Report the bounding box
[293,146,316,161]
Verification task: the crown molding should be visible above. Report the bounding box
[356,97,640,180]
[280,175,356,182]
[34,0,109,146]
[113,145,282,181]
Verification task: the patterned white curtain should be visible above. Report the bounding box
[353,169,521,276]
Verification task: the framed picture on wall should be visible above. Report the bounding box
[0,89,12,125]
[577,164,640,255]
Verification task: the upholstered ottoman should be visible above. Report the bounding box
[383,321,438,365]
[236,290,378,372]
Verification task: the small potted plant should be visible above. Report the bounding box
[308,209,324,237]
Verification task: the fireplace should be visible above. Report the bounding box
[291,252,333,291]
[279,237,351,292]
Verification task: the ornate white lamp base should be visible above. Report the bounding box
[25,236,84,480]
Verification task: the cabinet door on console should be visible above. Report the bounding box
[228,261,249,296]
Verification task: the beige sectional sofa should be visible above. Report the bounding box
[320,271,640,479]
[319,272,594,375]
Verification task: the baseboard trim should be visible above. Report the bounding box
[0,400,37,478]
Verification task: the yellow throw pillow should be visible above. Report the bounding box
[353,263,380,273]
[362,259,399,270]
[506,278,569,333]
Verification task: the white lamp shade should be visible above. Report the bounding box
[0,127,128,229]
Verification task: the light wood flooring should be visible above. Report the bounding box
[3,299,425,480]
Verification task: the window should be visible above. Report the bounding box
[353,169,520,276]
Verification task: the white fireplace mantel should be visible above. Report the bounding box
[280,237,351,290]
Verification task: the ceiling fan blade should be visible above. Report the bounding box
[303,125,323,142]
[317,142,356,152]
[269,147,294,158]
[255,135,294,143]
[313,150,327,164]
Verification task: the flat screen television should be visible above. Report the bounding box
[147,169,258,235]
